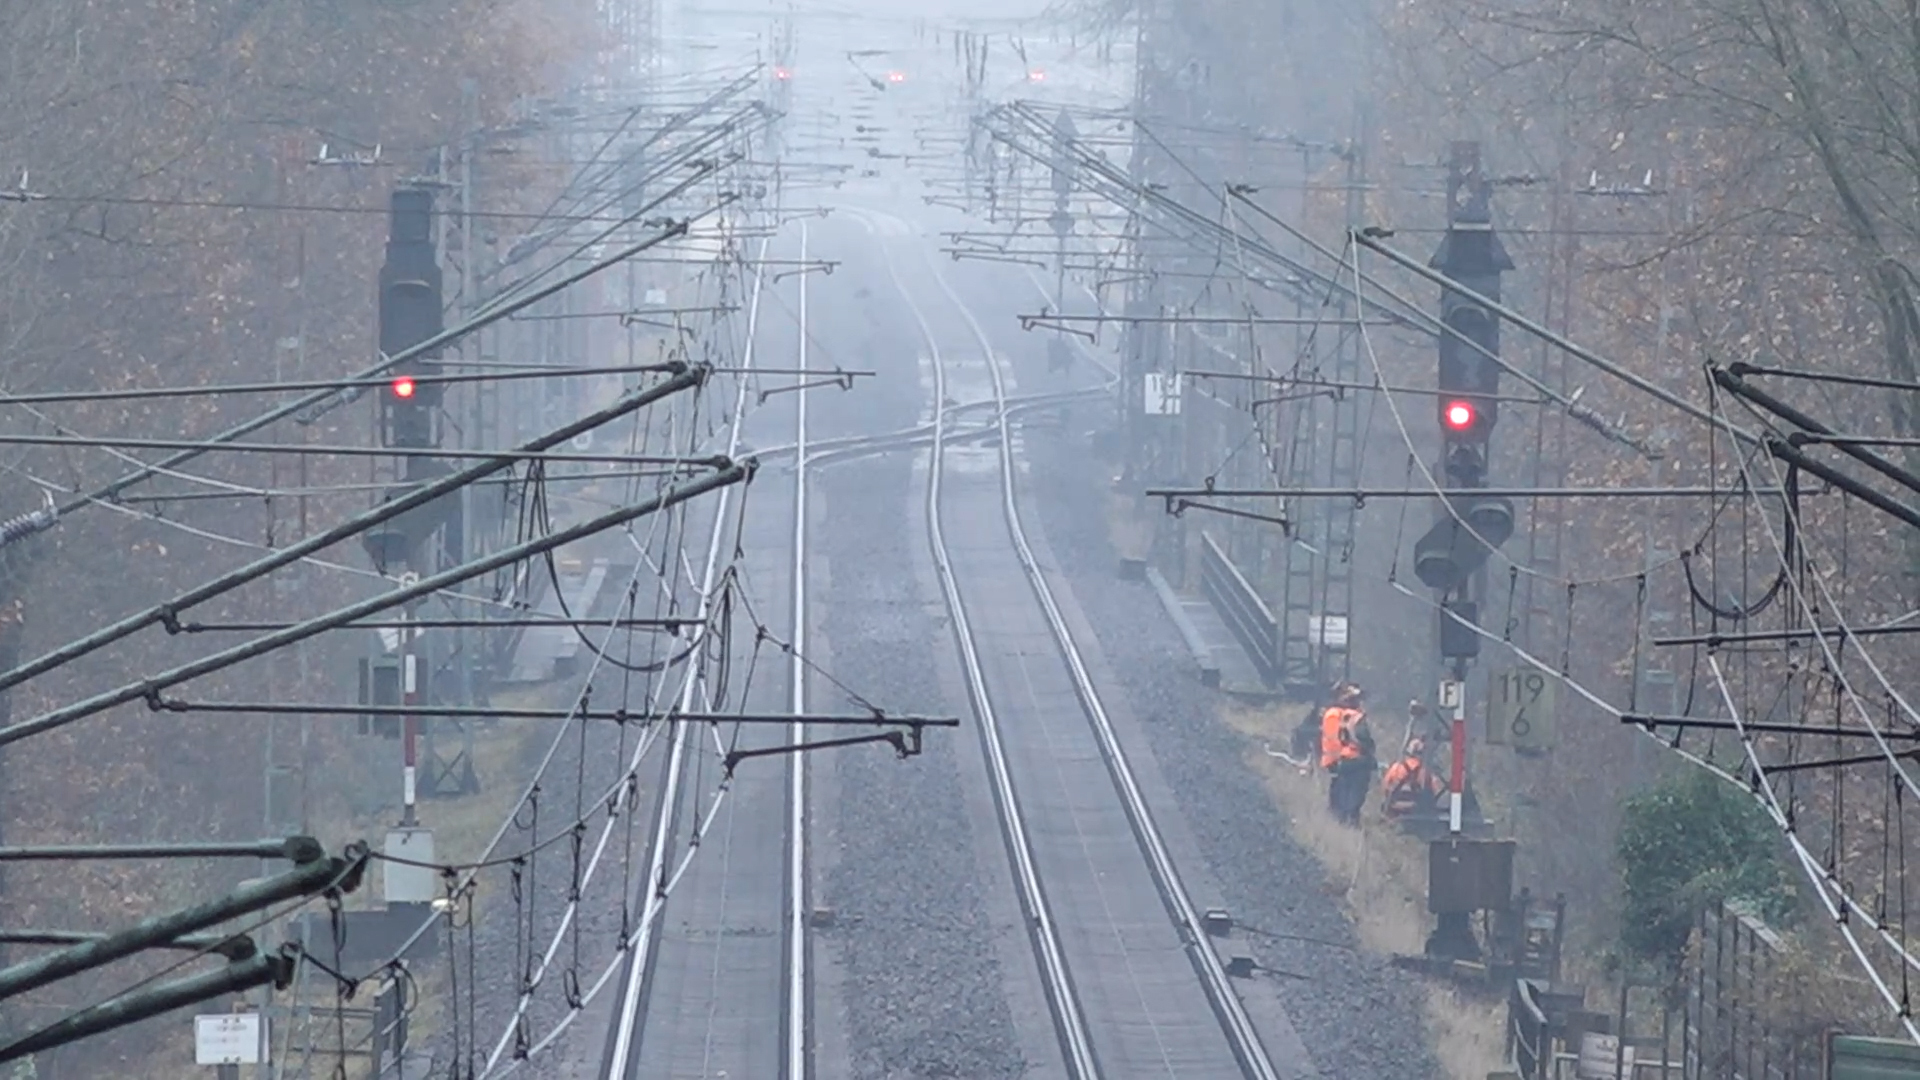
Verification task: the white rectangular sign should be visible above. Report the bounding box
[1308,614,1349,648]
[1489,666,1557,749]
[1142,372,1183,415]
[195,1013,266,1065]
[384,827,438,904]
[1576,1032,1633,1078]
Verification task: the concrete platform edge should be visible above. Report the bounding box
[1145,565,1222,688]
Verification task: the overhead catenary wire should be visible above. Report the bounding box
[495,230,778,1080]
[0,68,792,1073]
[1703,388,1920,805]
[1334,211,1920,1034]
[1008,42,1920,1043]
[1387,572,1920,1043]
[479,99,768,294]
[1334,211,1910,959]
[17,473,512,610]
[1352,228,1759,447]
[0,367,710,701]
[0,431,730,468]
[0,362,679,409]
[977,104,1655,456]
[1345,242,1687,589]
[0,462,748,750]
[355,184,757,1068]
[18,184,717,538]
[105,468,680,505]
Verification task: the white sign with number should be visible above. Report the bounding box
[1489,666,1557,749]
[1142,372,1183,416]
[195,1013,266,1065]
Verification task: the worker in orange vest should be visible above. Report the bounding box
[1382,738,1446,818]
[1318,682,1361,768]
[1319,682,1375,824]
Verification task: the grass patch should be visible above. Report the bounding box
[1222,701,1506,1080]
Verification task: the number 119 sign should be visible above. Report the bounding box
[1489,667,1557,750]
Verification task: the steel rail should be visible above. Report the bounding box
[784,221,812,1080]
[924,248,1283,1080]
[752,385,1107,467]
[878,225,1103,1080]
[602,234,774,1080]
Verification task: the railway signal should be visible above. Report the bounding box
[376,187,444,452]
[1412,142,1515,605]
[362,184,453,843]
[1412,496,1514,593]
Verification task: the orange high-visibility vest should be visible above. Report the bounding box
[1382,756,1444,815]
[1319,707,1364,769]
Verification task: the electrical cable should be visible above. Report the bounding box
[1705,388,1920,806]
[1348,240,1683,588]
[477,232,780,1078]
[0,849,368,1064]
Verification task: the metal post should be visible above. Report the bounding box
[401,622,419,827]
[456,84,478,712]
[1441,678,1465,833]
[259,136,313,1079]
[785,219,810,1080]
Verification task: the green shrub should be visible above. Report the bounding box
[1615,769,1796,968]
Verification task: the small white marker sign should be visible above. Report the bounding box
[194,1013,265,1065]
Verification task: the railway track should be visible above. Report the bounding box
[596,220,1107,1080]
[880,223,1282,1080]
[601,206,1272,1078]
[601,230,811,1080]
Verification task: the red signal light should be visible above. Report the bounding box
[1443,400,1475,431]
[392,376,417,400]
[774,66,791,80]
[1028,69,1046,82]
[886,70,906,83]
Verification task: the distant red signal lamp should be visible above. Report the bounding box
[392,376,417,400]
[1442,400,1476,431]
[773,66,791,80]
[1027,69,1046,82]
[886,70,906,83]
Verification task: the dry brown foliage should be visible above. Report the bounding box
[0,1,595,1071]
[1096,0,1920,1043]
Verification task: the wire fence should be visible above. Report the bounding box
[1501,902,1851,1080]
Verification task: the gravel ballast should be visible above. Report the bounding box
[813,451,1031,1080]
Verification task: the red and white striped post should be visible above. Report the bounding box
[1441,678,1465,833]
[401,623,419,827]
